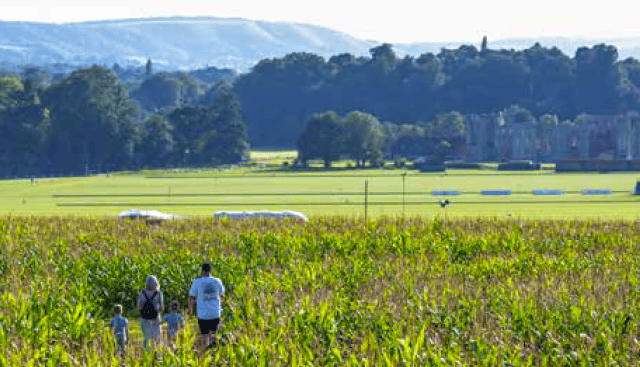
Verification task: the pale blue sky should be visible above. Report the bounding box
[3,0,640,43]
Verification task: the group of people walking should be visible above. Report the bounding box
[110,262,225,355]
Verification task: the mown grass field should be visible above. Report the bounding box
[2,216,640,366]
[2,166,640,219]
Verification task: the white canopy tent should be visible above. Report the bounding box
[118,209,176,221]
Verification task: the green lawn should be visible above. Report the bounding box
[3,167,640,219]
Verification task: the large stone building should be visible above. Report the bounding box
[464,111,640,162]
[465,114,500,161]
[496,122,536,161]
[550,124,586,159]
[576,113,640,160]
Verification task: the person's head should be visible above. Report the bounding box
[146,275,159,291]
[201,263,211,276]
[170,300,180,312]
[114,304,123,315]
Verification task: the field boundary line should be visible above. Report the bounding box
[144,172,555,179]
[53,190,632,198]
[56,200,640,207]
[53,191,443,197]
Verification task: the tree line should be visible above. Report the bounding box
[297,110,465,167]
[3,40,640,176]
[0,66,248,177]
[234,41,640,147]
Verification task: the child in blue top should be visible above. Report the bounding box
[110,304,129,357]
[163,301,184,349]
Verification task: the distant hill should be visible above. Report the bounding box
[0,17,377,72]
[1,17,640,72]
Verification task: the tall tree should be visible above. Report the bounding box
[297,111,345,167]
[42,66,137,173]
[137,114,174,167]
[130,73,182,112]
[425,111,466,158]
[207,85,249,164]
[369,43,397,74]
[233,52,330,146]
[0,104,49,176]
[385,123,429,159]
[341,111,385,166]
[168,87,248,166]
[522,43,575,117]
[574,44,622,114]
[426,111,466,140]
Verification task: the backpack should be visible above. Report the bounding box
[140,291,158,320]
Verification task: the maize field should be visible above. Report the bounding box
[1,216,640,366]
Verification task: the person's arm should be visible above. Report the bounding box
[125,323,130,344]
[188,296,196,315]
[137,291,143,310]
[187,281,197,315]
[157,292,164,314]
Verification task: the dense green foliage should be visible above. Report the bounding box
[297,111,386,167]
[4,41,640,174]
[168,92,249,167]
[2,217,640,365]
[234,43,640,146]
[0,67,248,176]
[129,73,185,111]
[298,110,465,166]
[42,66,138,173]
[297,111,346,167]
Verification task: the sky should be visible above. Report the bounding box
[3,0,640,44]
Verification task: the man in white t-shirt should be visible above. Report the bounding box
[188,262,225,350]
